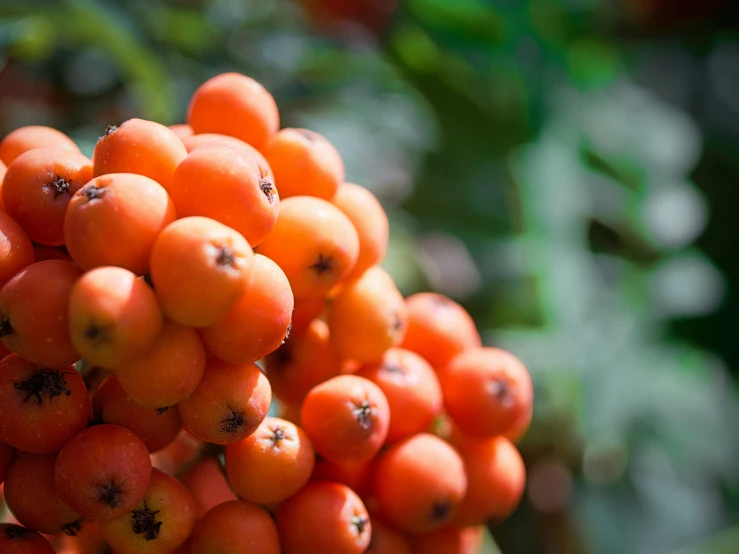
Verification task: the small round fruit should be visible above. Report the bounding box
[373,433,467,533]
[225,417,315,505]
[54,424,152,521]
[440,347,533,438]
[189,500,280,554]
[300,374,389,464]
[276,482,371,554]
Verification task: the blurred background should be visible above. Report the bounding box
[1,0,739,552]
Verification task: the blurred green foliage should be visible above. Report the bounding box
[2,0,739,552]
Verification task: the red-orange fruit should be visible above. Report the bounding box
[199,253,293,364]
[3,452,82,535]
[0,210,35,289]
[0,125,80,166]
[400,293,481,370]
[177,358,272,445]
[0,260,83,367]
[92,118,188,192]
[97,468,196,554]
[0,523,55,553]
[300,374,389,464]
[276,481,371,554]
[256,195,359,299]
[54,424,152,521]
[332,182,389,279]
[261,128,344,200]
[149,216,255,327]
[186,72,280,150]
[225,417,315,505]
[0,355,90,455]
[188,500,281,554]
[2,147,92,246]
[452,436,526,526]
[168,140,278,248]
[440,347,533,439]
[372,433,468,533]
[63,173,177,275]
[68,266,164,368]
[328,265,408,363]
[356,347,443,443]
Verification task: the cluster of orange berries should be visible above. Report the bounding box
[0,72,533,554]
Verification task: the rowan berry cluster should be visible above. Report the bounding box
[0,72,533,554]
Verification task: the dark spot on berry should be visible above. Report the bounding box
[104,125,118,137]
[0,318,12,338]
[96,480,123,508]
[215,245,236,267]
[382,361,404,374]
[13,369,71,404]
[281,322,292,345]
[351,515,369,535]
[82,184,105,201]
[488,378,514,408]
[391,312,405,334]
[270,426,286,446]
[131,504,162,541]
[62,520,83,537]
[221,408,247,434]
[352,400,374,431]
[430,500,451,522]
[155,406,169,416]
[309,254,333,275]
[84,323,109,345]
[4,525,28,540]
[259,171,275,204]
[47,176,71,198]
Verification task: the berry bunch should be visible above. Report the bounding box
[0,72,533,554]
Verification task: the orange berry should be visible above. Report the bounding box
[356,347,443,443]
[92,119,187,192]
[199,253,293,364]
[0,211,35,289]
[301,374,390,464]
[169,140,278,247]
[149,216,254,328]
[257,195,359,299]
[401,293,481,370]
[2,148,92,246]
[261,128,344,200]
[266,318,343,405]
[440,347,533,439]
[0,260,82,367]
[328,266,408,363]
[225,417,315,505]
[64,173,177,275]
[276,482,371,554]
[115,319,206,408]
[180,457,238,520]
[452,436,526,526]
[177,358,272,445]
[68,266,164,368]
[373,433,467,533]
[188,500,280,554]
[187,72,280,150]
[332,182,389,279]
[0,125,80,166]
